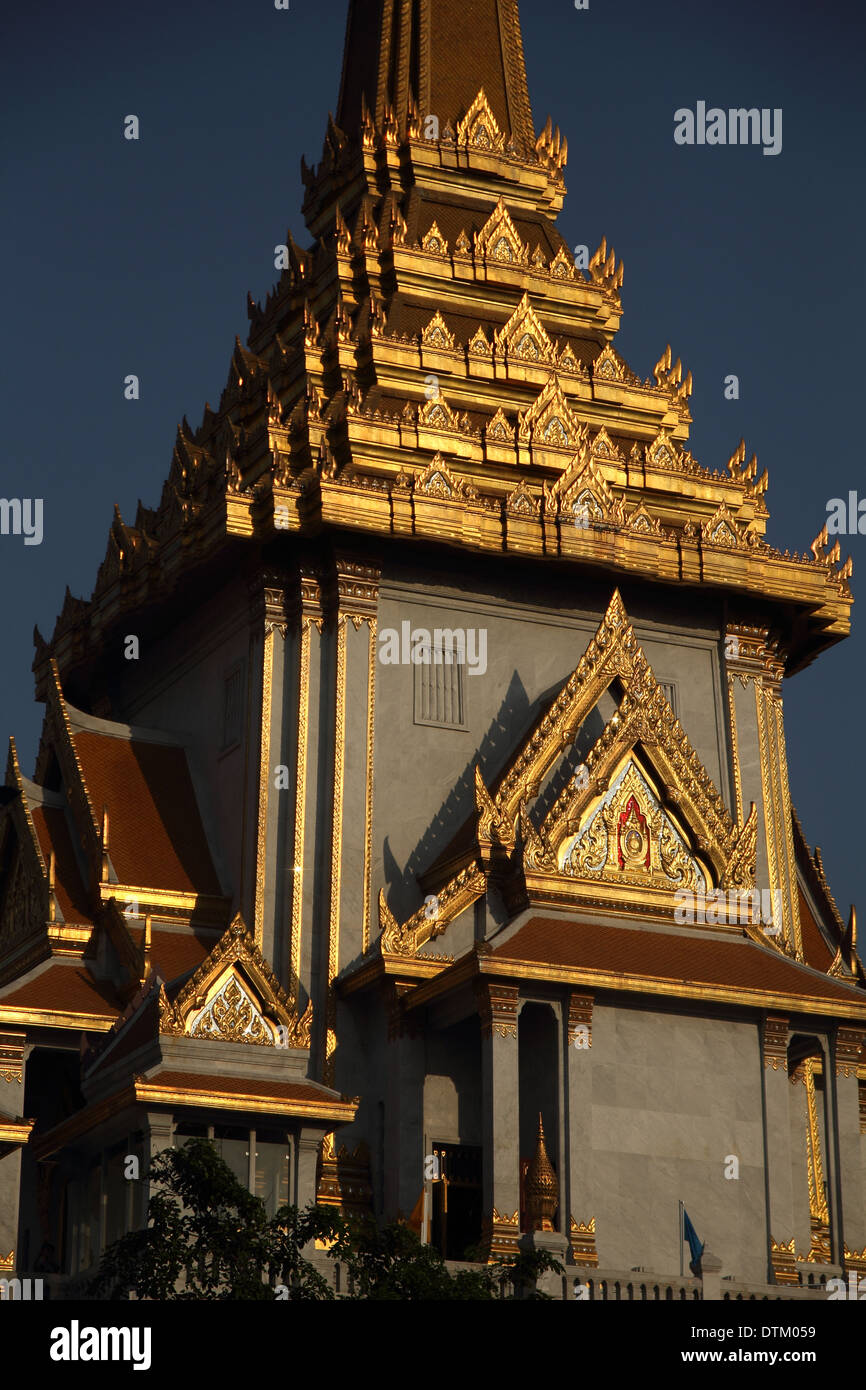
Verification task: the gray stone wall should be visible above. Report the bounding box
[586,1003,767,1283]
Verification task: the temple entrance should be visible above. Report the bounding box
[518,1003,560,1231]
[430,1142,483,1261]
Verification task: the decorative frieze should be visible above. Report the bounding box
[769,1237,799,1285]
[570,1216,598,1267]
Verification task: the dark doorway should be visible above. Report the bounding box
[430,1142,483,1261]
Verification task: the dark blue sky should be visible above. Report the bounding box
[2,0,864,914]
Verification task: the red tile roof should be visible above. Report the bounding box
[73,732,221,894]
[798,887,835,973]
[126,927,214,984]
[491,917,864,1007]
[145,1071,343,1105]
[0,963,120,1019]
[30,804,90,925]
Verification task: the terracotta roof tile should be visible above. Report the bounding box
[798,887,835,973]
[127,927,214,984]
[493,916,863,1006]
[73,732,221,895]
[144,1071,343,1106]
[0,963,120,1018]
[30,805,91,925]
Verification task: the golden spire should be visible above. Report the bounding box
[525,1112,559,1231]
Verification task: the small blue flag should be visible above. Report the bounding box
[683,1208,704,1274]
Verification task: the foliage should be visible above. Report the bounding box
[88,1139,564,1301]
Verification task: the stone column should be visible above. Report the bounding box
[833,1026,866,1270]
[294,1127,322,1211]
[381,982,426,1222]
[323,556,380,1087]
[477,980,520,1258]
[143,1111,175,1214]
[761,1016,808,1283]
[564,991,596,1266]
[0,1032,26,1273]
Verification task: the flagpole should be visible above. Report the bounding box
[679,1200,684,1277]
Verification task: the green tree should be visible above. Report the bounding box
[88,1138,339,1300]
[88,1139,563,1301]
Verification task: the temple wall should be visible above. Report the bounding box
[584,1003,767,1284]
[109,579,250,911]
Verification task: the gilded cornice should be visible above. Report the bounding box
[402,948,866,1023]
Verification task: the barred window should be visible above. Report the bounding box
[222,663,244,750]
[660,680,678,720]
[414,643,468,730]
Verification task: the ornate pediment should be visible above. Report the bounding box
[519,375,583,450]
[485,407,515,444]
[554,759,709,892]
[506,480,540,517]
[374,591,762,955]
[590,427,624,463]
[457,89,505,153]
[623,502,666,537]
[495,293,555,364]
[420,222,448,255]
[469,326,492,357]
[548,447,616,520]
[702,502,744,548]
[419,395,462,433]
[415,454,476,500]
[421,310,456,351]
[592,344,626,382]
[160,913,312,1048]
[646,428,681,472]
[476,199,528,266]
[548,248,575,281]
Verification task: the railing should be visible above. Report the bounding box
[570,1268,701,1301]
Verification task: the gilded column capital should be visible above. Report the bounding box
[725,624,784,691]
[567,991,593,1049]
[476,980,519,1039]
[763,1014,789,1071]
[0,1030,25,1084]
[329,553,381,625]
[835,1025,866,1078]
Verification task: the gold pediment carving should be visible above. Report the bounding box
[420,222,448,255]
[495,293,555,364]
[421,310,456,351]
[469,326,492,356]
[548,248,575,280]
[485,407,515,443]
[547,448,616,520]
[457,89,505,153]
[552,758,709,892]
[590,427,624,462]
[160,913,312,1048]
[478,590,755,899]
[646,428,681,471]
[593,344,625,382]
[375,590,760,953]
[415,454,476,500]
[475,199,528,266]
[702,502,744,548]
[419,395,461,433]
[519,374,583,450]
